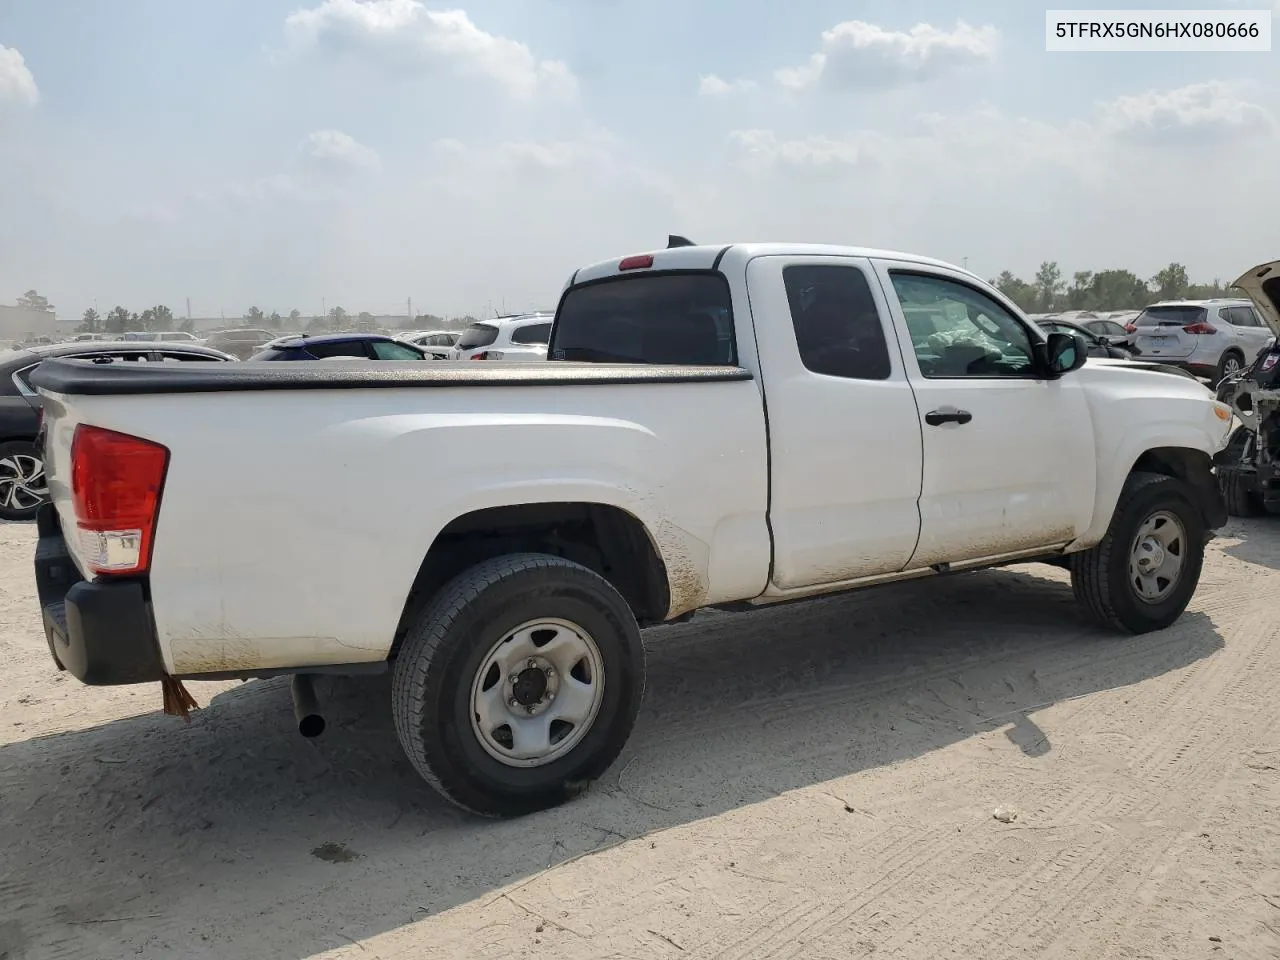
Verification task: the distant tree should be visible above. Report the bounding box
[1065,271,1095,311]
[138,305,175,332]
[992,271,1037,312]
[1150,263,1190,302]
[1033,261,1065,313]
[77,308,102,334]
[327,306,348,329]
[17,289,53,314]
[405,312,443,330]
[306,314,331,333]
[178,316,195,334]
[288,309,301,327]
[104,306,132,335]
[266,311,283,330]
[244,306,265,326]
[1088,269,1150,309]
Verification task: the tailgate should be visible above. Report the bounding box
[1132,305,1207,359]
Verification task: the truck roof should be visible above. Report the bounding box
[569,243,979,287]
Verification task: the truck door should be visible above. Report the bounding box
[872,261,1096,568]
[745,255,924,590]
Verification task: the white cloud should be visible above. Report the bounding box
[698,74,758,96]
[776,20,998,91]
[1099,81,1273,142]
[301,129,382,171]
[728,129,865,169]
[284,0,576,99]
[0,45,39,106]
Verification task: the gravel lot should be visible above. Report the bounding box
[2,519,1279,959]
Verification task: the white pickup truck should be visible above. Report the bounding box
[32,241,1233,816]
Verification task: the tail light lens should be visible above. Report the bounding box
[1124,323,1137,333]
[70,425,169,576]
[471,351,504,360]
[1182,322,1217,335]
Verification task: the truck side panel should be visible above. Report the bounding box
[41,380,770,676]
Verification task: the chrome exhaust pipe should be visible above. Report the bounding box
[291,674,325,738]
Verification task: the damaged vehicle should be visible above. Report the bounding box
[31,240,1234,817]
[1213,259,1280,516]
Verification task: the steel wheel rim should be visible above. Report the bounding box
[1128,509,1186,604]
[0,453,47,513]
[469,617,606,769]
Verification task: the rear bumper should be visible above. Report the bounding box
[34,504,165,686]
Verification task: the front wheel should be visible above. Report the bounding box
[392,553,645,817]
[0,440,49,522]
[1070,472,1205,633]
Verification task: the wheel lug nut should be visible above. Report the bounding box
[545,667,555,678]
[509,697,519,708]
[510,675,518,685]
[527,658,537,669]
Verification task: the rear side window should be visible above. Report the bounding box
[510,322,552,345]
[369,340,425,360]
[457,324,499,349]
[551,273,735,365]
[1226,306,1259,327]
[306,340,371,359]
[784,265,891,380]
[1136,306,1206,327]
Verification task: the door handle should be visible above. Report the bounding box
[925,408,973,426]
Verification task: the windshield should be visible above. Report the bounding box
[1135,306,1207,327]
[552,273,735,365]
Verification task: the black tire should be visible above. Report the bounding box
[0,440,49,522]
[1218,466,1263,518]
[1070,471,1206,634]
[1215,350,1245,386]
[392,553,645,817]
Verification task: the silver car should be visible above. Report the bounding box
[1127,298,1273,383]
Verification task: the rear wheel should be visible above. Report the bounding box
[392,553,645,817]
[1215,350,1245,386]
[0,440,48,522]
[1071,472,1205,633]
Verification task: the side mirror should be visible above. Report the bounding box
[1045,332,1088,376]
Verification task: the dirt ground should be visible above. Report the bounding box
[2,520,1279,960]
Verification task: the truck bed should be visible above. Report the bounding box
[30,358,752,395]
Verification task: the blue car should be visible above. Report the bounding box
[249,333,433,362]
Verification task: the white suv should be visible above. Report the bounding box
[1127,298,1272,383]
[450,314,553,362]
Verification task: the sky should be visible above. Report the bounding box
[0,0,1277,320]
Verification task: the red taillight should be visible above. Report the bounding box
[1182,322,1217,335]
[1124,323,1137,333]
[471,352,488,360]
[70,425,169,576]
[618,254,654,271]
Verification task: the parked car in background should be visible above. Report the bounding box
[451,313,553,361]
[0,340,235,521]
[1125,299,1271,383]
[205,328,274,359]
[398,330,459,359]
[121,331,203,344]
[248,333,432,361]
[1035,318,1136,359]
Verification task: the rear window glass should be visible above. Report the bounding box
[1136,306,1206,327]
[457,324,499,349]
[551,272,735,365]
